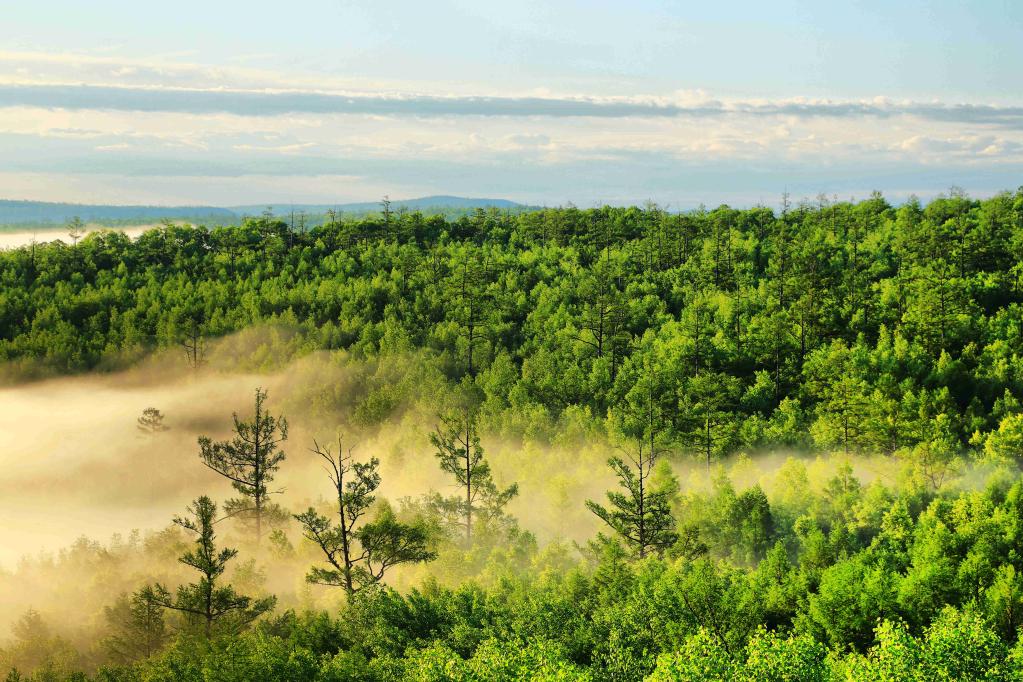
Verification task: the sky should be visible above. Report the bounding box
[1,0,1022,208]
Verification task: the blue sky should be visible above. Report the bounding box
[1,0,1021,206]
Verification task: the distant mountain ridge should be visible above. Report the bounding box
[229,195,524,214]
[0,200,234,225]
[0,196,526,226]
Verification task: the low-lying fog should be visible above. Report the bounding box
[0,348,615,571]
[0,339,904,648]
[0,226,151,250]
[0,370,279,567]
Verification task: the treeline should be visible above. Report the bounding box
[0,194,530,231]
[4,190,1023,467]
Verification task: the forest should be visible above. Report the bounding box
[4,188,1023,680]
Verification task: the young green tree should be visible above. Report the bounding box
[139,496,275,638]
[199,387,288,547]
[136,407,169,436]
[900,429,961,492]
[678,372,741,473]
[0,609,80,677]
[102,591,167,662]
[66,216,84,247]
[587,397,678,559]
[571,269,625,363]
[446,247,499,377]
[179,316,208,372]
[586,443,678,559]
[805,341,871,454]
[430,406,518,543]
[983,413,1023,468]
[294,436,435,600]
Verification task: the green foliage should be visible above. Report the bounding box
[3,192,1023,463]
[984,413,1023,467]
[198,388,288,544]
[13,477,1023,680]
[12,194,1023,680]
[429,404,518,543]
[847,610,1016,681]
[102,592,167,663]
[586,448,678,559]
[295,437,435,598]
[139,497,275,638]
[648,628,830,681]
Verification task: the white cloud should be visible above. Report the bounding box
[4,81,1023,129]
[232,142,317,155]
[0,50,1021,206]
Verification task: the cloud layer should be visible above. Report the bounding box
[0,50,1021,207]
[3,83,1023,130]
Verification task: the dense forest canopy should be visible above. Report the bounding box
[5,189,1023,461]
[6,189,1023,680]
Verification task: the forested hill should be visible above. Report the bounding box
[10,189,1023,680]
[0,200,235,226]
[229,195,525,214]
[0,196,526,228]
[4,190,1023,461]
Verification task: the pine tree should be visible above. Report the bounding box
[295,436,435,599]
[66,216,84,247]
[588,395,678,558]
[430,405,517,543]
[199,387,288,546]
[180,316,207,372]
[140,496,275,638]
[136,407,169,436]
[586,444,679,559]
[102,591,167,662]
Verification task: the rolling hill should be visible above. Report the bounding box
[0,196,527,228]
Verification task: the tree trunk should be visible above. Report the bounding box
[465,418,473,543]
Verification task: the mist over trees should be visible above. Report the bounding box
[198,388,288,546]
[295,436,435,599]
[4,190,1023,467]
[8,190,1023,679]
[138,496,275,638]
[429,401,518,543]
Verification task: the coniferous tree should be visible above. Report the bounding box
[588,392,679,558]
[66,216,84,247]
[572,270,624,362]
[179,316,208,372]
[429,405,518,543]
[139,496,274,638]
[295,436,435,600]
[679,372,740,472]
[102,591,167,662]
[447,247,498,377]
[136,407,169,436]
[199,388,288,546]
[586,447,679,559]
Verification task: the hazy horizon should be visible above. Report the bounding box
[1,187,1018,216]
